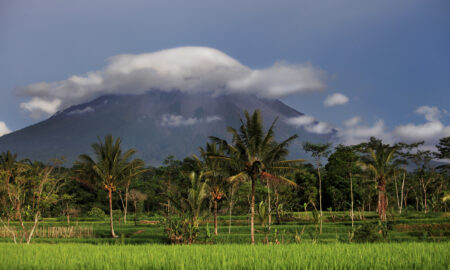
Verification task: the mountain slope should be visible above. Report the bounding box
[0,91,331,166]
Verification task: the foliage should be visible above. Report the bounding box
[353,222,382,243]
[87,207,106,220]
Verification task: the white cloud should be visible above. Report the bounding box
[19,97,62,118]
[67,106,95,115]
[335,120,391,145]
[416,106,440,122]
[324,93,349,107]
[344,116,361,127]
[160,114,221,127]
[0,121,11,137]
[285,115,315,126]
[285,115,333,134]
[394,106,450,141]
[335,106,450,152]
[17,47,326,117]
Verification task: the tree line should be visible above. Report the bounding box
[0,110,449,244]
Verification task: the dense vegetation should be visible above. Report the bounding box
[0,110,449,248]
[0,111,450,246]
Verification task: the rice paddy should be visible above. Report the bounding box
[0,212,449,269]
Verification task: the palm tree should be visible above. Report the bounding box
[358,138,398,222]
[193,142,228,235]
[210,110,302,244]
[76,135,141,238]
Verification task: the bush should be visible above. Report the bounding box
[353,222,382,243]
[87,207,106,220]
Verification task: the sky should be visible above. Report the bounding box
[0,0,449,149]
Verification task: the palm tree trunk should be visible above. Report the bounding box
[350,172,354,228]
[124,187,128,224]
[108,188,117,238]
[228,186,233,234]
[316,161,323,234]
[267,181,271,230]
[400,172,405,214]
[214,200,218,235]
[250,175,256,244]
[66,203,70,226]
[377,178,387,222]
[134,200,138,226]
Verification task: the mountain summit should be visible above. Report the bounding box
[0,91,331,165]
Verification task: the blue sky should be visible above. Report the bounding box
[0,0,449,147]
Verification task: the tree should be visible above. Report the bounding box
[128,189,147,225]
[357,138,398,222]
[0,160,62,244]
[193,142,228,236]
[76,135,141,238]
[435,137,450,172]
[302,142,331,233]
[410,150,439,213]
[164,171,209,244]
[118,159,146,224]
[210,110,301,244]
[325,145,360,227]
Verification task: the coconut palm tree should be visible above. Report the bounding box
[76,135,141,238]
[193,142,228,235]
[358,138,398,222]
[210,110,302,244]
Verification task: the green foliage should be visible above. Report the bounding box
[353,222,382,243]
[87,207,106,220]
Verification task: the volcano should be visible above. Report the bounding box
[0,91,332,166]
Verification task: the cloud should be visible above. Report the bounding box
[0,122,11,137]
[344,116,361,127]
[160,114,221,127]
[19,97,62,118]
[285,115,333,134]
[17,47,326,117]
[335,119,391,145]
[335,106,450,151]
[324,93,349,107]
[393,106,450,141]
[67,106,95,115]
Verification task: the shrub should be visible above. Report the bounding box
[353,222,382,243]
[87,207,106,220]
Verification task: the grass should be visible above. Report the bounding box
[0,211,448,244]
[0,242,448,269]
[0,212,448,269]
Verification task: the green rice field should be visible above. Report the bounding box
[1,212,449,269]
[1,242,448,269]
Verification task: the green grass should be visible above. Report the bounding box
[1,211,449,244]
[0,242,448,269]
[0,212,448,269]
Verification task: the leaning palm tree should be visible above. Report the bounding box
[210,110,302,244]
[76,135,141,238]
[358,139,398,222]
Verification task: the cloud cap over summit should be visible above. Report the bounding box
[16,47,326,117]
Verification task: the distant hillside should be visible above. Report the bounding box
[0,91,332,166]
